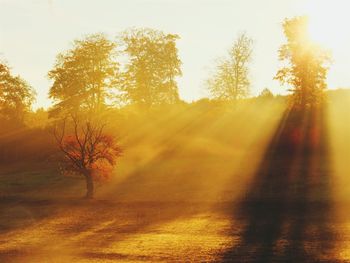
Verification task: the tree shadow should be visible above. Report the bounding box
[222,106,337,262]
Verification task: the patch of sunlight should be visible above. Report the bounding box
[326,95,350,260]
[100,213,236,262]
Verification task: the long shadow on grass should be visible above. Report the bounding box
[0,105,222,261]
[222,107,337,262]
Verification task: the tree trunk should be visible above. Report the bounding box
[84,171,94,199]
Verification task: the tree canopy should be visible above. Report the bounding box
[0,62,36,123]
[48,33,119,116]
[118,28,182,107]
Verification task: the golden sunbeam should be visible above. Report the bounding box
[2,1,350,262]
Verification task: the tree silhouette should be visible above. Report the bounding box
[207,33,253,100]
[118,28,182,107]
[275,16,331,108]
[53,116,122,199]
[48,33,119,117]
[0,62,36,124]
[259,88,274,99]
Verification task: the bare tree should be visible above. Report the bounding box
[53,116,122,199]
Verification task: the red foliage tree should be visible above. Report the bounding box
[53,116,122,198]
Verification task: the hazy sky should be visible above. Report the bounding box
[1,0,349,109]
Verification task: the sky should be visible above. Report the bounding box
[1,0,350,109]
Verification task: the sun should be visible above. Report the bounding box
[304,0,349,50]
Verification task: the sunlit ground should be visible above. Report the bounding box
[327,91,350,262]
[2,98,350,261]
[0,202,236,262]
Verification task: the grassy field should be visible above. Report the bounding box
[2,96,350,262]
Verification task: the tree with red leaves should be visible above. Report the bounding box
[53,116,122,199]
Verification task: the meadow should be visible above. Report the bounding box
[1,92,350,262]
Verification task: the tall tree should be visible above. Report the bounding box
[48,33,119,116]
[118,28,182,107]
[0,62,36,123]
[207,33,253,100]
[274,16,331,107]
